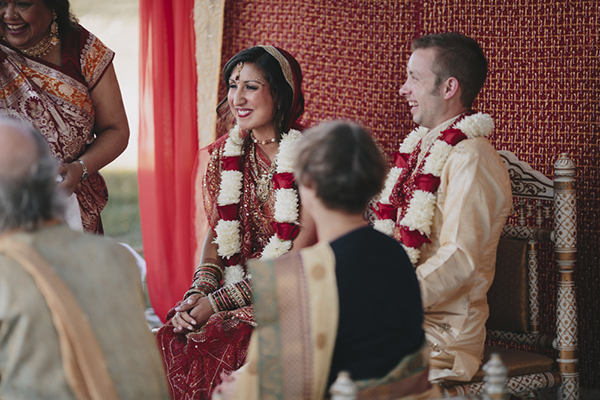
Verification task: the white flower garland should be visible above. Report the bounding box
[372,126,426,236]
[213,126,302,284]
[374,113,494,264]
[260,129,302,260]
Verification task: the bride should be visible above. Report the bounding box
[156,45,317,400]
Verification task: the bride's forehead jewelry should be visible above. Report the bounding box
[235,62,243,81]
[252,77,266,85]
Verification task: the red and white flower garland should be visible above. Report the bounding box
[373,113,494,264]
[213,125,302,285]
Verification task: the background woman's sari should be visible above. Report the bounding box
[0,27,114,233]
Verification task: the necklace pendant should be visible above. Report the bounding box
[256,177,271,203]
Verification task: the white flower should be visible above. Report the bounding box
[274,188,299,223]
[223,125,244,156]
[455,113,493,139]
[275,129,302,173]
[214,125,301,264]
[400,190,437,236]
[213,220,241,257]
[378,167,403,204]
[402,244,421,265]
[217,170,243,205]
[223,264,245,286]
[260,236,293,260]
[374,219,396,236]
[423,140,453,177]
[399,126,428,153]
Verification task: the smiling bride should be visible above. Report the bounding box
[155,45,317,400]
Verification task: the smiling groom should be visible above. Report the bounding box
[372,33,512,382]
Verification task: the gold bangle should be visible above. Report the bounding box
[184,288,205,300]
[207,293,220,313]
[196,262,224,276]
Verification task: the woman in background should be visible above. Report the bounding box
[156,45,316,400]
[0,0,129,233]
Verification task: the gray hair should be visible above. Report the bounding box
[0,118,65,232]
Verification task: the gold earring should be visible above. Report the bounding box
[49,10,59,44]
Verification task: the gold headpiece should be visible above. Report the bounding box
[258,45,295,96]
[234,62,243,81]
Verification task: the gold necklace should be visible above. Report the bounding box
[252,144,277,203]
[21,19,59,58]
[251,132,277,145]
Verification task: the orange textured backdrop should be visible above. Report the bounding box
[219,0,599,387]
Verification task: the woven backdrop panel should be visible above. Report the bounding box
[220,0,599,387]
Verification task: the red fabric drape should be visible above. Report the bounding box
[139,0,198,322]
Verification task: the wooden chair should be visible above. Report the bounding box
[441,151,579,399]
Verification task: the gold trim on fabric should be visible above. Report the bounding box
[258,45,295,96]
[234,242,338,400]
[193,0,226,266]
[194,0,225,148]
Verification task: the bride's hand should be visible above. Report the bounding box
[172,309,197,333]
[172,293,203,332]
[188,296,215,328]
[176,293,202,312]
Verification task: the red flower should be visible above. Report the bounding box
[222,156,242,171]
[272,222,300,240]
[226,253,243,266]
[273,172,295,190]
[414,173,441,193]
[442,128,467,146]
[217,204,239,221]
[399,226,431,248]
[394,152,410,169]
[372,203,398,221]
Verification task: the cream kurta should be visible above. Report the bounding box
[415,122,512,382]
[0,224,169,399]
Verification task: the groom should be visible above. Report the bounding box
[374,32,512,382]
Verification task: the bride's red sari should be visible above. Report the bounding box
[156,131,281,399]
[0,27,114,233]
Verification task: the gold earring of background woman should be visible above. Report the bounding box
[20,10,59,58]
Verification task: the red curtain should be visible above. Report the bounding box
[139,0,198,321]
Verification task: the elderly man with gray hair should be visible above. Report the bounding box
[0,118,168,399]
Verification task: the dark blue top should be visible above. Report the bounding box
[327,225,425,386]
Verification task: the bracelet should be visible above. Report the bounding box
[195,262,224,277]
[77,159,88,181]
[207,293,221,313]
[183,288,205,300]
[189,263,224,295]
[209,280,253,311]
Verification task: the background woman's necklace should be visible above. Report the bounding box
[252,144,277,203]
[21,18,59,58]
